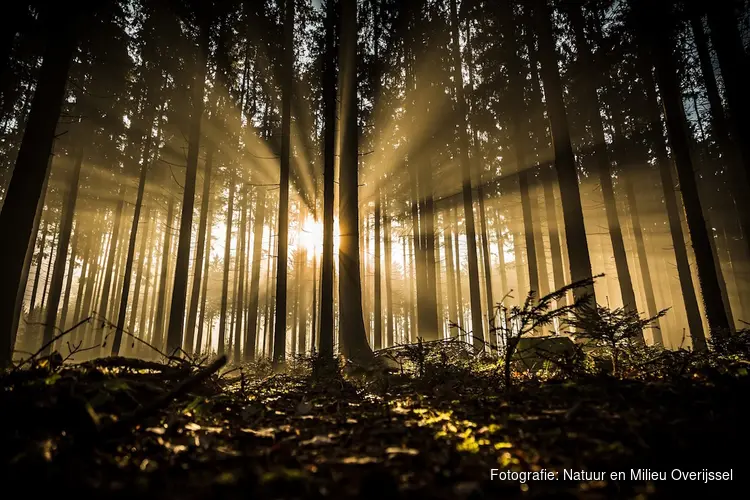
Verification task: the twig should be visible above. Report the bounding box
[12,317,92,372]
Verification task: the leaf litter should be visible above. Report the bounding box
[0,352,746,498]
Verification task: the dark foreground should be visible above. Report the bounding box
[1,354,745,499]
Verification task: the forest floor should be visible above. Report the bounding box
[1,352,745,499]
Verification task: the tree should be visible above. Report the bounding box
[273,0,295,365]
[338,0,372,361]
[0,4,81,367]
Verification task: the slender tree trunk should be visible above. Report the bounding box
[319,0,336,358]
[635,0,729,345]
[41,142,84,353]
[128,206,151,334]
[533,0,595,304]
[245,187,265,360]
[12,157,51,349]
[706,3,750,198]
[339,0,371,360]
[373,190,382,349]
[185,146,214,353]
[691,15,750,259]
[449,0,484,347]
[57,223,78,336]
[444,212,459,327]
[112,112,155,355]
[137,211,156,352]
[96,187,126,351]
[567,5,636,312]
[195,205,214,357]
[297,204,308,354]
[152,197,175,352]
[234,184,248,363]
[493,208,509,300]
[29,220,49,320]
[453,207,465,330]
[166,22,210,355]
[384,206,394,347]
[40,225,58,315]
[273,0,294,365]
[218,168,235,356]
[0,4,80,366]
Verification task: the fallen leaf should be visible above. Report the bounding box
[301,435,336,446]
[340,456,381,464]
[385,447,419,456]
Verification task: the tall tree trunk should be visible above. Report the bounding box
[128,206,151,334]
[56,226,78,344]
[453,207,465,330]
[297,204,308,354]
[136,210,155,351]
[234,184,248,363]
[112,112,155,356]
[610,99,662,342]
[273,0,295,364]
[523,14,566,297]
[0,4,80,366]
[12,158,51,349]
[41,142,84,353]
[449,0,484,347]
[384,205,394,347]
[186,146,214,353]
[566,5,636,312]
[339,0,372,361]
[706,3,750,199]
[466,21,494,326]
[635,0,729,345]
[153,197,175,352]
[691,15,750,258]
[29,220,49,317]
[166,22,210,355]
[493,208,509,300]
[318,0,336,358]
[533,0,595,304]
[373,190,382,349]
[634,34,706,347]
[96,188,126,351]
[245,187,265,360]
[195,205,214,357]
[218,168,235,356]
[40,225,58,316]
[444,212,459,327]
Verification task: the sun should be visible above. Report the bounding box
[297,215,339,257]
[299,215,323,255]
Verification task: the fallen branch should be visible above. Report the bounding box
[98,355,227,440]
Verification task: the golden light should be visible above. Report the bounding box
[297,215,339,258]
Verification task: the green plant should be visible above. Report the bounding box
[491,277,598,389]
[564,304,667,377]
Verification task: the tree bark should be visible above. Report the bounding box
[339,0,372,361]
[318,0,336,358]
[112,111,155,356]
[635,0,729,345]
[186,146,214,353]
[533,0,595,304]
[41,141,84,353]
[449,0,484,348]
[273,0,295,364]
[0,4,79,366]
[566,5,636,312]
[166,20,210,355]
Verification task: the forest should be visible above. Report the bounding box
[1,0,748,497]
